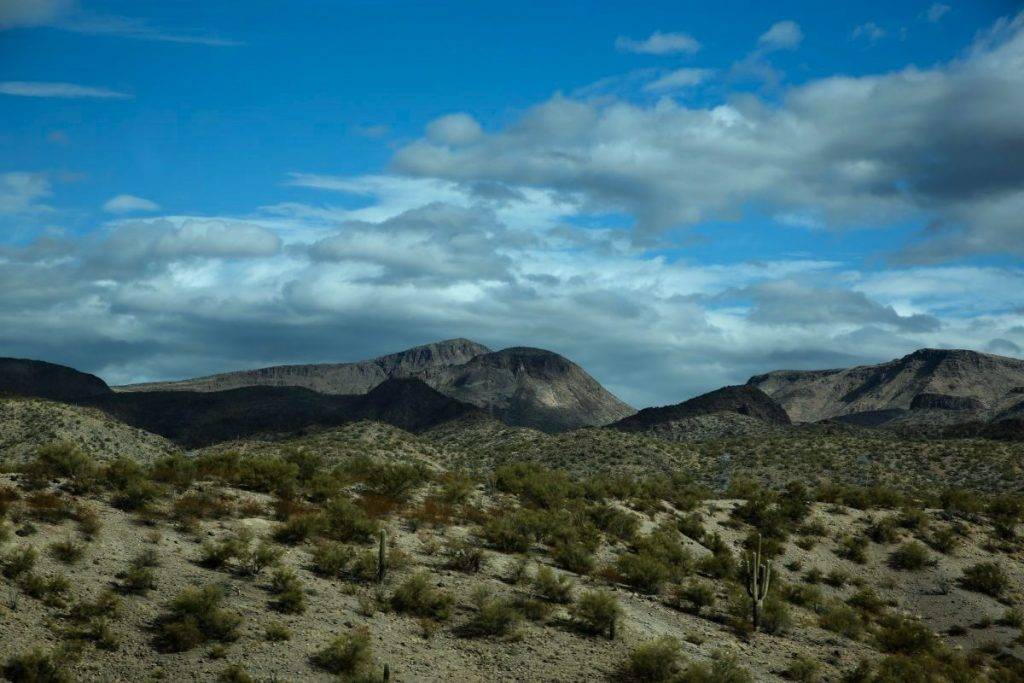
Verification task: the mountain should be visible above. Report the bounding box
[748,348,1024,424]
[610,385,790,440]
[423,347,635,432]
[0,357,111,401]
[117,339,634,433]
[82,378,480,447]
[117,338,491,394]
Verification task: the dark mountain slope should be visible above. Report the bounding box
[0,357,111,401]
[611,385,790,436]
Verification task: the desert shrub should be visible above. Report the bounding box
[759,595,792,635]
[49,537,85,564]
[677,512,705,541]
[148,453,198,489]
[274,514,324,545]
[924,526,959,555]
[268,567,306,614]
[24,491,74,523]
[69,589,122,623]
[2,647,74,683]
[589,504,639,542]
[824,569,849,588]
[494,461,576,508]
[312,628,374,676]
[321,496,378,543]
[74,504,102,538]
[173,490,233,522]
[959,561,1008,598]
[532,565,573,603]
[445,537,488,573]
[311,541,354,579]
[238,456,299,495]
[867,516,900,544]
[20,571,71,603]
[887,541,932,570]
[835,535,868,564]
[24,442,96,490]
[785,655,822,683]
[569,589,620,638]
[551,541,594,574]
[874,615,938,655]
[155,586,242,652]
[697,541,736,580]
[390,572,453,620]
[110,478,162,512]
[621,636,682,682]
[2,545,37,578]
[997,607,1024,627]
[202,529,280,577]
[264,621,292,641]
[987,495,1023,539]
[120,565,157,594]
[940,488,984,516]
[512,595,553,622]
[819,602,864,639]
[614,552,672,593]
[676,652,753,683]
[464,587,521,637]
[670,578,716,614]
[217,665,253,683]
[480,507,547,552]
[779,581,822,609]
[847,587,886,615]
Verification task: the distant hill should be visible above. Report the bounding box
[82,377,480,447]
[0,357,111,401]
[610,385,790,439]
[748,348,1024,424]
[117,339,633,432]
[117,338,491,395]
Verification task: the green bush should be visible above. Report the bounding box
[819,602,864,639]
[924,526,959,555]
[120,565,157,594]
[321,496,378,543]
[835,535,868,564]
[676,652,753,683]
[445,537,488,573]
[311,628,374,676]
[867,516,900,544]
[2,545,37,579]
[2,647,74,683]
[887,541,932,570]
[274,514,324,545]
[311,541,354,579]
[959,561,1008,598]
[621,636,682,682]
[785,655,821,683]
[614,552,671,593]
[268,567,306,614]
[217,664,253,683]
[874,615,938,655]
[550,541,594,574]
[390,572,453,620]
[24,442,96,491]
[155,586,242,652]
[671,578,716,614]
[464,589,522,637]
[532,565,574,603]
[264,621,292,641]
[569,589,620,638]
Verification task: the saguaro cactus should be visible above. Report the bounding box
[377,528,388,583]
[743,534,772,631]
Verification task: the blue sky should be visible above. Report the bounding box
[1,0,1023,407]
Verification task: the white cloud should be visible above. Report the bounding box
[852,22,886,43]
[0,81,131,99]
[758,20,803,51]
[0,172,52,214]
[0,0,72,28]
[925,4,951,23]
[616,31,700,55]
[103,194,160,214]
[426,113,483,146]
[643,68,714,92]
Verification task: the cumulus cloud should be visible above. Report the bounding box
[0,173,52,214]
[426,113,483,146]
[643,68,714,92]
[393,13,1024,258]
[616,31,700,55]
[103,194,160,213]
[758,20,803,51]
[0,81,131,99]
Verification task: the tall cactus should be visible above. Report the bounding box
[743,534,771,631]
[376,528,388,583]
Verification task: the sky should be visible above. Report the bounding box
[1,0,1023,408]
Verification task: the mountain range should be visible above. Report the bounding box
[2,342,1023,449]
